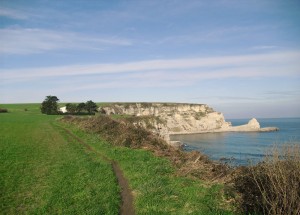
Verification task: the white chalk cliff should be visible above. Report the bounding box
[99,103,278,144]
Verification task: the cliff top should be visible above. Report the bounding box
[100,102,207,107]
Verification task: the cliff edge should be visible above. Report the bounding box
[99,103,278,144]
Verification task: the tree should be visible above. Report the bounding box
[41,95,59,114]
[76,102,86,113]
[66,103,77,114]
[85,100,98,114]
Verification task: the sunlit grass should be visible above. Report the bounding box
[66,124,234,214]
[0,106,120,214]
[0,103,41,114]
[1,103,235,214]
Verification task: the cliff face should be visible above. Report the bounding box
[100,103,231,142]
[99,103,278,145]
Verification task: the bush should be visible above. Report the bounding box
[61,115,163,149]
[234,144,300,215]
[0,108,8,113]
[61,115,232,181]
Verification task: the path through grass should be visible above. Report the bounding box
[0,105,120,214]
[64,123,234,215]
[1,104,235,214]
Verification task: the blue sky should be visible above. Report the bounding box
[1,0,300,118]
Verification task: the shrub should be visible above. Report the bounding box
[66,103,77,114]
[194,112,206,120]
[140,102,152,108]
[0,108,8,113]
[76,102,86,113]
[234,144,300,215]
[61,115,232,181]
[85,100,98,114]
[60,115,164,149]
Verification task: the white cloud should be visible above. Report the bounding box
[0,28,132,54]
[251,45,278,50]
[1,51,299,81]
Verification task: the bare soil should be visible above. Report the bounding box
[112,161,135,215]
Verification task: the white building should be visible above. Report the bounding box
[59,106,67,113]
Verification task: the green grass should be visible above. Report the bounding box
[63,124,234,214]
[1,104,235,214]
[0,103,41,114]
[0,105,120,214]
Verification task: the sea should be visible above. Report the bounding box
[171,118,300,166]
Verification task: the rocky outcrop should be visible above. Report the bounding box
[219,118,260,132]
[216,118,278,132]
[99,103,278,145]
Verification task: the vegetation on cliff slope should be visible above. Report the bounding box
[1,104,234,214]
[61,115,232,181]
[233,145,300,215]
[4,103,298,214]
[61,113,300,215]
[61,118,234,214]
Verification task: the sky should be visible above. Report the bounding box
[1,0,300,118]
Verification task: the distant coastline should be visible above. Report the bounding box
[172,117,300,166]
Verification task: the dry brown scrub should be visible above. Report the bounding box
[0,108,8,113]
[60,115,231,181]
[233,145,300,215]
[61,115,300,214]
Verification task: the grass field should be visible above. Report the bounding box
[0,104,120,214]
[61,122,234,214]
[1,104,234,214]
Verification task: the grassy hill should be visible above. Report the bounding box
[0,104,234,214]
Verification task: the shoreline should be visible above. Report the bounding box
[168,126,280,153]
[169,126,279,136]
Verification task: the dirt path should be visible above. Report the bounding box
[56,125,135,215]
[111,161,135,215]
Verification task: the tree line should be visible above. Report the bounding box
[41,95,98,115]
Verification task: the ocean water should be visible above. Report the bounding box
[171,118,300,166]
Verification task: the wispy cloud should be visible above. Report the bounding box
[263,90,300,95]
[251,45,278,50]
[155,25,274,45]
[189,95,260,101]
[0,7,28,20]
[0,28,132,55]
[2,51,299,85]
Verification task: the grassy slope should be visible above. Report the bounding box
[0,104,119,214]
[64,124,234,215]
[1,103,234,214]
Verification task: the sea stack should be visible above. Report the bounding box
[247,118,260,129]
